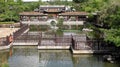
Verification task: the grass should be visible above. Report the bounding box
[1,63,9,67]
[0,22,15,24]
[56,29,63,36]
[63,30,81,32]
[63,30,85,34]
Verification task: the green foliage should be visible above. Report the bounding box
[95,1,120,47]
[29,25,49,31]
[57,18,63,29]
[0,22,15,24]
[104,29,120,47]
[73,0,88,3]
[0,1,43,22]
[89,27,104,39]
[56,29,63,36]
[63,30,81,33]
[85,7,92,12]
[72,0,120,47]
[1,63,9,67]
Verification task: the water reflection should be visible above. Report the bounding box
[0,49,10,67]
[39,50,73,67]
[9,46,39,67]
[72,55,103,67]
[0,46,120,67]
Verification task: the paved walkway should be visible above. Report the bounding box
[0,28,19,38]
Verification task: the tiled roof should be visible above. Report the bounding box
[19,11,88,16]
[19,12,47,15]
[59,12,88,16]
[44,9,62,13]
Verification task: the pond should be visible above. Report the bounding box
[0,46,120,67]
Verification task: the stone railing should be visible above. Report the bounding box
[21,20,84,25]
[21,21,49,25]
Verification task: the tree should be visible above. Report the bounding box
[104,29,120,47]
[73,0,88,3]
[16,0,23,5]
[57,18,63,29]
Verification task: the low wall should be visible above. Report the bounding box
[38,46,70,50]
[72,49,93,54]
[0,23,20,28]
[0,43,12,50]
[13,42,38,46]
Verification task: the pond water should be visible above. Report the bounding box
[0,46,120,67]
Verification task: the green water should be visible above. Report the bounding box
[0,46,120,67]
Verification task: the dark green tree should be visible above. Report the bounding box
[73,0,88,3]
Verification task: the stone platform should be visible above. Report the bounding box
[0,28,19,38]
[13,42,38,46]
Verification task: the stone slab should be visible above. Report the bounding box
[13,42,38,46]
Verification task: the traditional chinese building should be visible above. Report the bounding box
[19,5,89,26]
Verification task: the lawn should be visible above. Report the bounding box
[0,22,15,24]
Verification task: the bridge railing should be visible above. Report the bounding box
[72,38,117,51]
[39,35,72,46]
[14,32,41,43]
[0,35,13,46]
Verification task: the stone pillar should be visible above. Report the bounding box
[37,16,39,21]
[76,16,78,21]
[67,16,70,20]
[27,16,29,21]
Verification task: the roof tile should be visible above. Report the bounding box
[59,12,88,15]
[19,12,47,15]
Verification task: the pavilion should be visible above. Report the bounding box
[19,5,92,26]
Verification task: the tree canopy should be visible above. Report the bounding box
[73,0,88,3]
[72,0,120,47]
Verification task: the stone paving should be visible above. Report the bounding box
[0,28,19,38]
